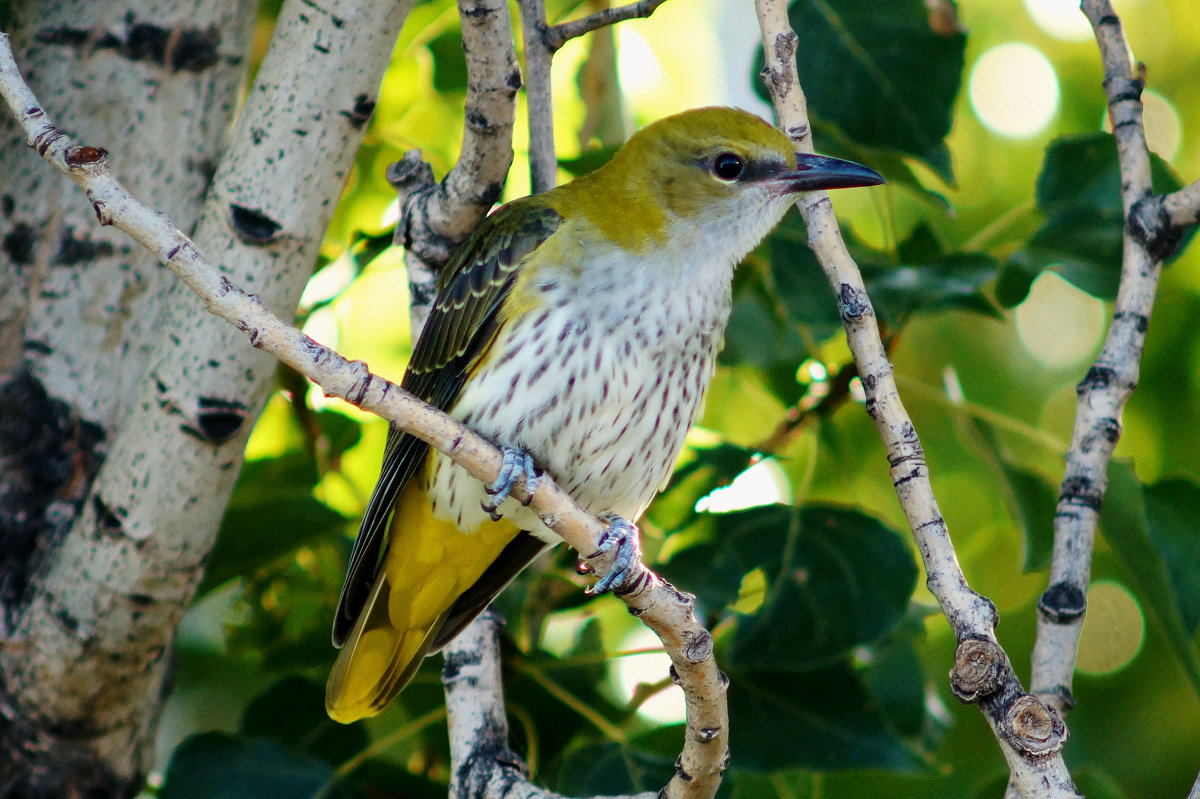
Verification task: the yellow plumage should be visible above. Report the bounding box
[327,466,520,722]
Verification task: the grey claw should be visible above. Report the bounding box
[587,514,641,594]
[482,446,541,519]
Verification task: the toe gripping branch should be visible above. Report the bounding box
[581,513,643,595]
[482,446,542,521]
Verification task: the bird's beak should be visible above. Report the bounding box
[781,153,885,192]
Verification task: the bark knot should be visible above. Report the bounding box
[949,636,1006,703]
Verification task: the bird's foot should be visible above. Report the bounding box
[481,446,542,521]
[581,514,642,594]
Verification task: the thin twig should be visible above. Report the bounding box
[1163,177,1200,229]
[519,0,557,194]
[394,0,522,332]
[753,1,1077,796]
[545,0,669,52]
[1027,0,1163,733]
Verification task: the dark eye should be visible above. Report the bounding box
[712,152,744,181]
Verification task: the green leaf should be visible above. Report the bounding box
[999,462,1057,573]
[753,0,965,182]
[1100,461,1200,697]
[663,505,916,669]
[720,281,810,369]
[861,615,931,738]
[316,409,364,461]
[551,736,674,796]
[998,208,1123,304]
[160,732,334,799]
[727,663,928,773]
[427,30,467,93]
[729,505,916,670]
[240,676,368,767]
[558,145,620,177]
[766,214,842,338]
[999,132,1191,305]
[863,252,1001,325]
[1143,479,1200,635]
[199,456,348,594]
[1035,132,1181,217]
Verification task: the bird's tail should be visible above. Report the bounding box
[325,482,520,723]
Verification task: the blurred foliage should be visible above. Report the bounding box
[154,0,1200,798]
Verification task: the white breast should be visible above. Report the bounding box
[425,239,736,542]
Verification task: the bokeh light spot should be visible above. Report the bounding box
[969,43,1060,138]
[1024,0,1093,41]
[695,457,790,513]
[613,628,685,724]
[1077,580,1144,674]
[1015,272,1105,367]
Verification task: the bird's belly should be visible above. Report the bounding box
[426,309,719,541]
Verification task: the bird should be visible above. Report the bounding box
[325,106,884,723]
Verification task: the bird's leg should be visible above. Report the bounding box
[481,446,542,521]
[581,514,642,594]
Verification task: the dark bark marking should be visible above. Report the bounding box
[228,204,282,244]
[1038,581,1087,623]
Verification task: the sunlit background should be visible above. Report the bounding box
[161,0,1200,796]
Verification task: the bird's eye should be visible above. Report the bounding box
[712,152,745,181]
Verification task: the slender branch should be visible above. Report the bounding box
[754,2,1077,797]
[393,0,522,332]
[443,613,658,799]
[519,0,557,194]
[1163,178,1200,228]
[0,34,727,799]
[544,0,668,52]
[1027,0,1165,731]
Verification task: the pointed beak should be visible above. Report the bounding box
[780,153,885,192]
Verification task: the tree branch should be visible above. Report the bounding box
[0,33,728,799]
[393,0,522,332]
[1163,177,1200,229]
[754,2,1077,796]
[519,0,557,194]
[1026,0,1169,741]
[544,0,668,52]
[444,613,659,799]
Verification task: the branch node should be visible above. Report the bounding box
[1128,193,1184,260]
[385,149,436,194]
[1001,694,1068,756]
[64,144,108,168]
[1037,581,1087,623]
[949,636,1007,703]
[681,629,713,664]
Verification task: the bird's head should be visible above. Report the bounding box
[561,107,884,260]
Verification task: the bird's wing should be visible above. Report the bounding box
[332,200,562,646]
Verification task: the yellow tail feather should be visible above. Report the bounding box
[326,477,520,723]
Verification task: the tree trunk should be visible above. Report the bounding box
[0,0,410,793]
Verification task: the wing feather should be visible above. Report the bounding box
[332,201,562,646]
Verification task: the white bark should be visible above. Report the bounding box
[0,0,254,425]
[1019,7,1172,798]
[0,0,410,791]
[395,0,521,332]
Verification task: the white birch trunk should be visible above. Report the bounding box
[0,0,411,793]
